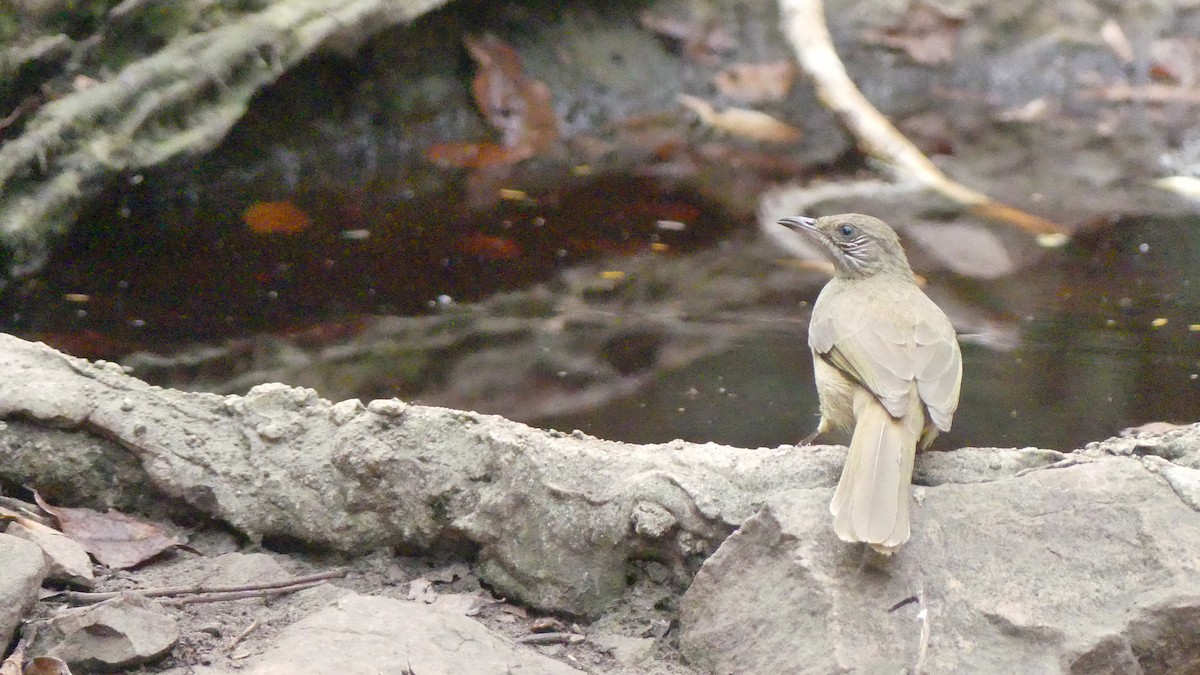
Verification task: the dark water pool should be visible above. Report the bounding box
[546,214,1200,451]
[2,181,1197,453]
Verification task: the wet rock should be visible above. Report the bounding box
[679,456,1200,673]
[241,593,583,675]
[0,533,48,645]
[42,593,179,670]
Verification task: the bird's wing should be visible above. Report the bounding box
[810,288,961,426]
[913,309,962,431]
[810,307,915,418]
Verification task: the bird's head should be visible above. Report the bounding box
[777,213,914,281]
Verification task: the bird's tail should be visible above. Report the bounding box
[830,389,923,554]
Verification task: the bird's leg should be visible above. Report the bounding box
[798,416,831,446]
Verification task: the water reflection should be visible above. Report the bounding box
[542,215,1200,451]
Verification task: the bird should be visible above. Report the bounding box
[777,213,962,554]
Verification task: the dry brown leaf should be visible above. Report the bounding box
[862,0,966,65]
[713,61,798,102]
[34,493,185,569]
[638,10,737,64]
[500,603,529,618]
[1148,37,1200,85]
[20,657,72,675]
[464,34,560,157]
[678,94,803,144]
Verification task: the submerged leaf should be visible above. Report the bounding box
[243,201,311,234]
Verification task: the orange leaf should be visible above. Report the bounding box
[463,34,559,154]
[458,233,523,260]
[243,201,312,234]
[426,141,533,169]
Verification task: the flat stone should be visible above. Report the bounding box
[45,593,179,670]
[679,457,1200,673]
[243,593,584,675]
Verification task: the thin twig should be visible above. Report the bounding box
[514,632,584,645]
[1081,83,1200,104]
[778,0,1068,246]
[61,569,346,604]
[0,496,53,527]
[224,619,261,652]
[913,605,931,674]
[160,580,327,606]
[0,622,38,675]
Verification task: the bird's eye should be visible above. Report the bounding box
[839,225,854,237]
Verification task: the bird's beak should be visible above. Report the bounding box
[777,216,816,232]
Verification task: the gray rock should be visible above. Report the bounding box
[197,551,290,587]
[0,533,48,645]
[43,593,180,670]
[242,593,584,675]
[590,632,656,666]
[6,520,94,587]
[679,456,1200,674]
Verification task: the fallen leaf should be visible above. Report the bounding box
[500,603,529,618]
[426,141,532,168]
[1147,37,1200,85]
[713,61,798,103]
[464,34,560,156]
[457,233,523,260]
[639,10,737,64]
[630,200,701,222]
[678,94,803,143]
[995,98,1048,123]
[34,494,186,569]
[243,201,311,235]
[862,0,966,65]
[531,617,568,633]
[19,657,72,675]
